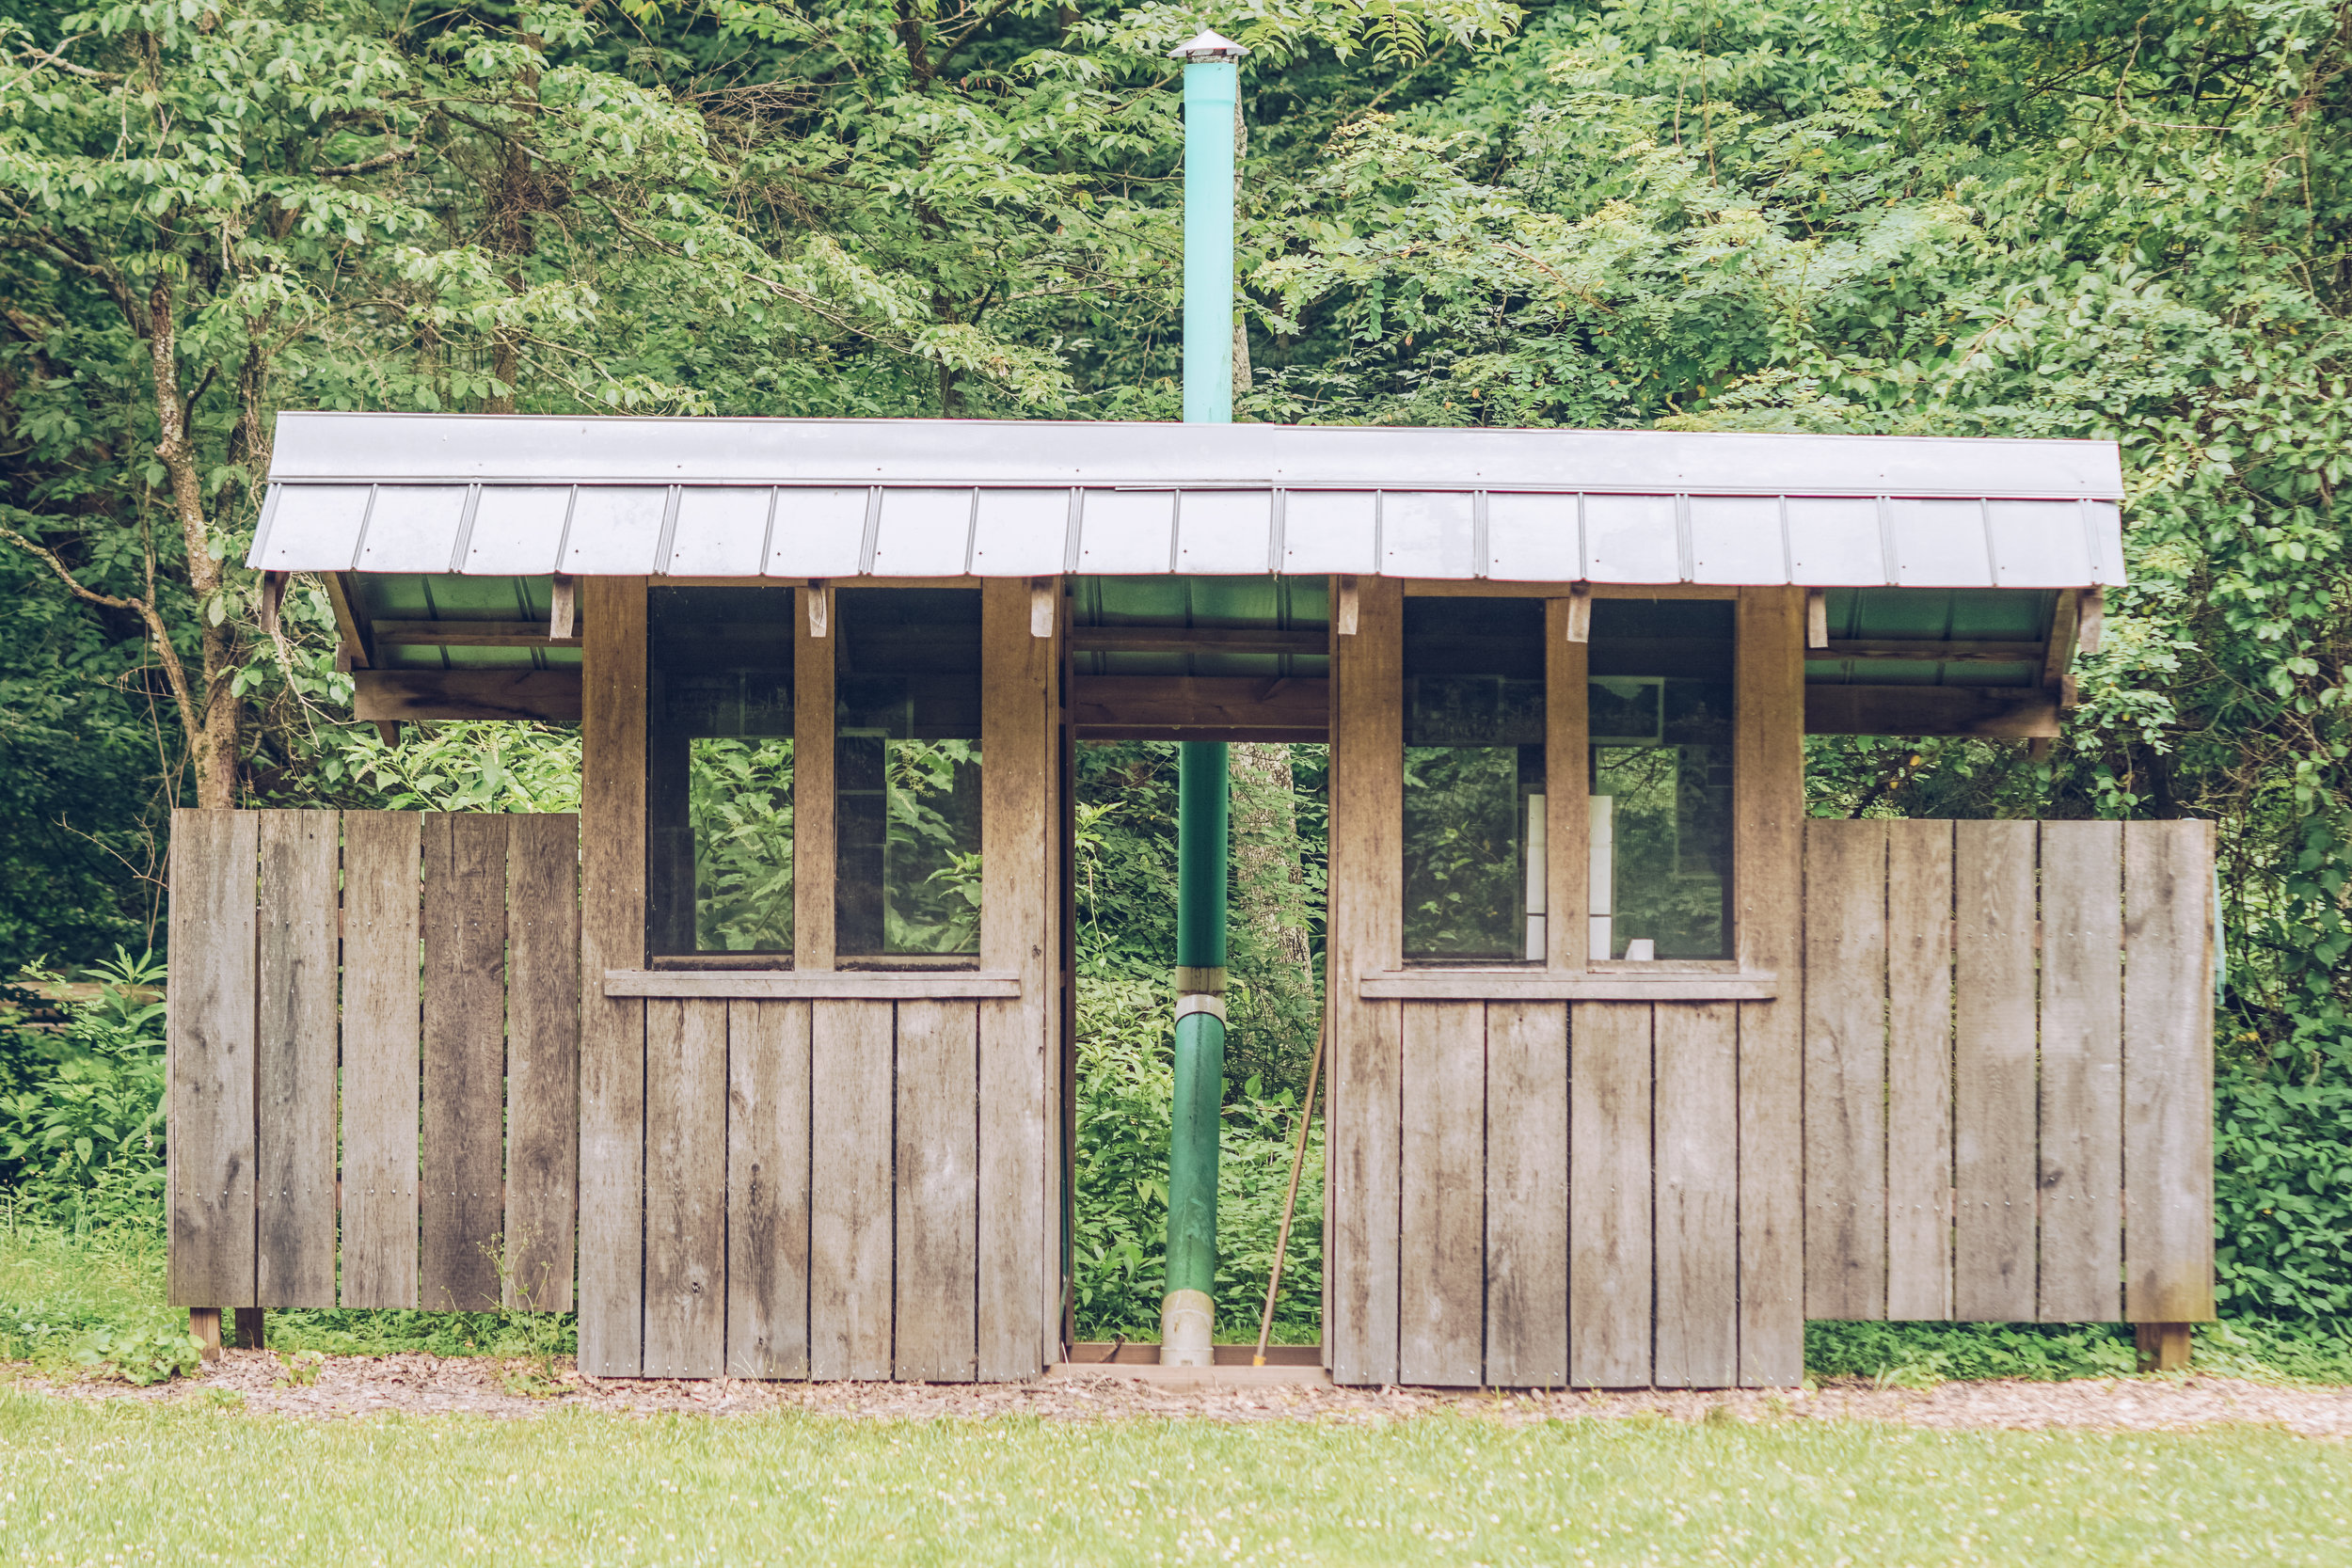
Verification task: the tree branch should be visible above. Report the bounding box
[318,145,420,178]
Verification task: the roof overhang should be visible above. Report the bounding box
[253,413,2127,589]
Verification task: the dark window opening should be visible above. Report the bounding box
[1402,597,1546,963]
[1588,598,1735,960]
[646,588,796,958]
[835,588,984,959]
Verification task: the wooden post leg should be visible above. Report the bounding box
[233,1307,266,1352]
[189,1308,223,1362]
[2136,1322,2192,1372]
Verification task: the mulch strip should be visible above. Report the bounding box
[13,1351,2352,1435]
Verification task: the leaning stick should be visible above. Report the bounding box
[1253,1020,1326,1367]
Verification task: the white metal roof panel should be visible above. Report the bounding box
[254,412,2129,587]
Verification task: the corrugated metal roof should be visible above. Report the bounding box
[254,412,2127,587]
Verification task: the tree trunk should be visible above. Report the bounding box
[149,279,242,808]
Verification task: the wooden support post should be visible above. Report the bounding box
[189,1308,223,1361]
[2136,1322,2192,1372]
[260,572,287,638]
[1030,576,1057,638]
[2077,587,2105,656]
[1804,588,1829,650]
[805,579,830,639]
[548,575,577,640]
[1335,576,1359,636]
[1564,583,1592,643]
[233,1307,265,1351]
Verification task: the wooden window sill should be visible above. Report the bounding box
[604,970,1021,1000]
[1357,969,1776,1002]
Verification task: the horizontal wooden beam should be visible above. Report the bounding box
[373,620,580,649]
[1071,674,1328,741]
[1804,684,2058,737]
[351,670,581,722]
[1070,626,1327,656]
[1359,969,1777,1001]
[602,970,1021,999]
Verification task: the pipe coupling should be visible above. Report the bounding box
[1159,1290,1216,1368]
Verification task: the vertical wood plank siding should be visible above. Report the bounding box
[1953,819,2039,1321]
[1883,821,1956,1321]
[167,810,260,1307]
[2122,821,2217,1323]
[578,576,648,1373]
[1482,1002,1567,1387]
[504,814,581,1311]
[340,811,422,1308]
[1327,578,1405,1386]
[254,810,338,1307]
[1653,1001,1739,1387]
[1803,820,1887,1320]
[726,999,811,1378]
[1398,1002,1485,1386]
[421,813,509,1312]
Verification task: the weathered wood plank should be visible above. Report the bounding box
[605,971,1021,999]
[1545,600,1589,972]
[1884,820,1956,1321]
[1359,973,1774,1002]
[897,999,980,1381]
[1953,818,2039,1321]
[1398,1002,1484,1386]
[167,810,260,1308]
[727,1000,810,1378]
[1802,685,2058,738]
[644,998,727,1376]
[1655,1002,1740,1386]
[420,813,508,1313]
[1804,819,1887,1320]
[2122,820,2217,1323]
[351,669,581,721]
[1484,1001,1568,1387]
[578,577,648,1373]
[504,813,579,1312]
[255,810,338,1307]
[977,577,1052,1378]
[1735,587,1806,1385]
[1569,1001,1652,1386]
[794,585,835,972]
[2040,820,2123,1323]
[1327,577,1405,1386]
[340,811,421,1309]
[810,999,895,1379]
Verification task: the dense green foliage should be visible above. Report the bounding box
[3,0,2349,1328]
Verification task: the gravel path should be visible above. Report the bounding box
[19,1351,2352,1435]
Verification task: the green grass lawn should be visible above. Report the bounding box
[2,1394,2346,1566]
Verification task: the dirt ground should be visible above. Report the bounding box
[19,1351,2352,1436]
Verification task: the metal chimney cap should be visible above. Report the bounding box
[1168,28,1248,61]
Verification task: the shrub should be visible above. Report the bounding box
[0,950,167,1231]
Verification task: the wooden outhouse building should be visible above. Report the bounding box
[166,412,2216,1386]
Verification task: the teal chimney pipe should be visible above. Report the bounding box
[1162,25,1246,1370]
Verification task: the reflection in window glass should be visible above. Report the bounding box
[648,589,794,957]
[836,589,983,958]
[1588,600,1734,960]
[1402,598,1545,962]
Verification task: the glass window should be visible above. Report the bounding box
[646,588,796,958]
[835,589,984,958]
[1402,597,1546,962]
[1588,599,1735,960]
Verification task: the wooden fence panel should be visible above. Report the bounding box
[1398,1002,1484,1386]
[2040,821,2123,1323]
[1655,1002,1739,1387]
[2123,821,2217,1323]
[341,811,421,1308]
[1883,821,1955,1321]
[1804,820,1887,1320]
[256,810,338,1307]
[167,810,260,1308]
[1569,1001,1652,1386]
[1952,820,2038,1321]
[728,1000,810,1378]
[504,814,579,1311]
[1483,1001,1567,1388]
[897,999,980,1382]
[421,814,509,1312]
[1805,817,2213,1329]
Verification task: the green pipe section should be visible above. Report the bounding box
[1176,740,1231,971]
[1165,1005,1226,1299]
